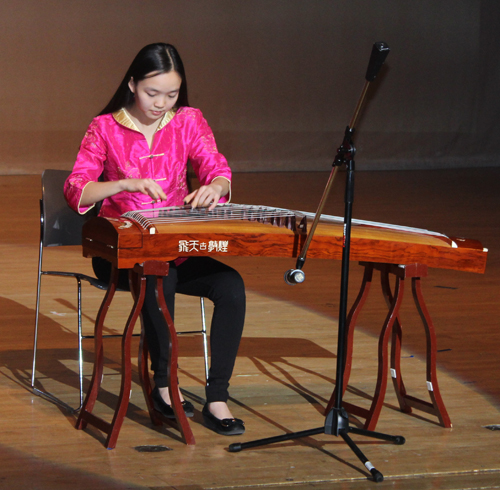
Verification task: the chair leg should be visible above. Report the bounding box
[200,297,209,381]
[76,278,85,410]
[31,254,43,391]
[176,297,210,381]
[31,268,85,413]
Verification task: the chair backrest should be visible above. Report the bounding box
[41,169,97,247]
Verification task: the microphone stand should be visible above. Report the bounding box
[229,43,405,483]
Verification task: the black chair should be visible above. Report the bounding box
[31,169,209,412]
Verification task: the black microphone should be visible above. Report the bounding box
[365,42,390,82]
[284,268,306,285]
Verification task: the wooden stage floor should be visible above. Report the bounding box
[0,169,499,489]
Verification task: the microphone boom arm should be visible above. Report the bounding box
[284,42,389,285]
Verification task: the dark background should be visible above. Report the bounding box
[1,0,499,174]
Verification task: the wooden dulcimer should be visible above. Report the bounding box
[81,203,487,273]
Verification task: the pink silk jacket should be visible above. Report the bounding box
[64,106,232,217]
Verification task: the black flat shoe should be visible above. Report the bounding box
[152,387,194,418]
[202,403,245,436]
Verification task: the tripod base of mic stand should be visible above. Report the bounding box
[228,408,405,483]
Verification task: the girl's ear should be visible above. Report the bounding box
[128,77,136,94]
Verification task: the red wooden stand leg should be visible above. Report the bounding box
[76,266,146,448]
[138,262,195,445]
[408,272,451,427]
[380,267,411,415]
[361,265,406,430]
[104,272,146,448]
[76,266,119,432]
[384,264,451,428]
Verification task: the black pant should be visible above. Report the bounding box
[92,256,246,403]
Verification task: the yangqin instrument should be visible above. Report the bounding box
[81,203,487,273]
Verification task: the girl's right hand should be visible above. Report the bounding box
[120,178,168,202]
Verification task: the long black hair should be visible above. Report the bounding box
[99,43,189,116]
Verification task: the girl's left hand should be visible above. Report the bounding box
[184,182,224,211]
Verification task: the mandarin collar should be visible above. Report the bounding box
[112,107,177,132]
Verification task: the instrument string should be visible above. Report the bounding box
[122,204,448,240]
[123,204,297,225]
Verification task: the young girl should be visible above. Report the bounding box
[64,43,246,436]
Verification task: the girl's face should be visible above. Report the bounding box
[128,70,182,124]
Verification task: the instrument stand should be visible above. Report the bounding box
[75,260,195,449]
[229,43,405,483]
